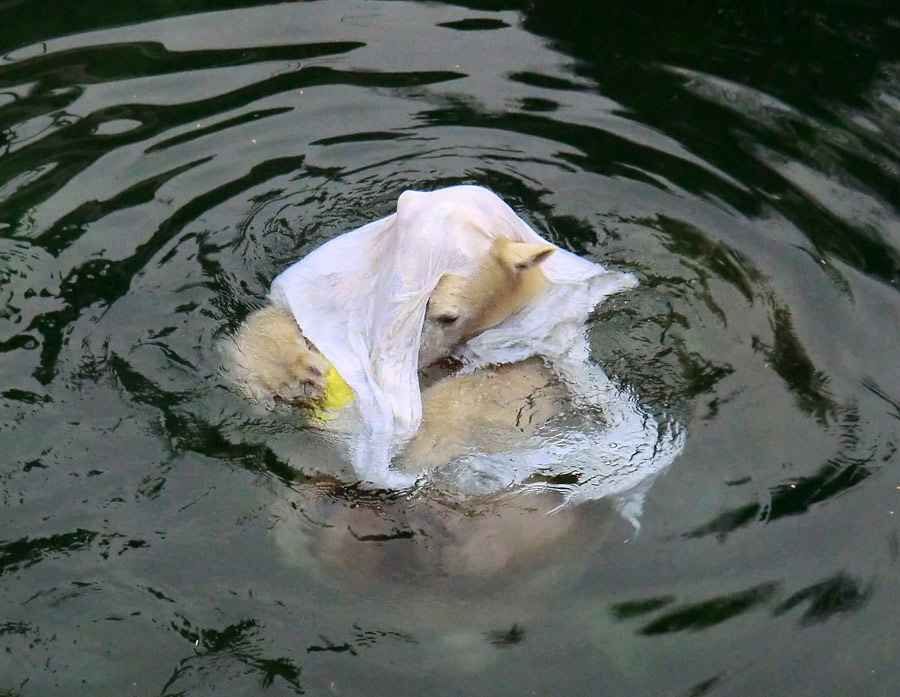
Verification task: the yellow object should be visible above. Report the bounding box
[320,364,353,409]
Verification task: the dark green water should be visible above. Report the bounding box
[2,1,899,694]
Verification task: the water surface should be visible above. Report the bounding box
[2,1,899,695]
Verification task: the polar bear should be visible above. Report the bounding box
[224,186,658,575]
[229,232,586,576]
[225,234,562,470]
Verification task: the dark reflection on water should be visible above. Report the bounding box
[106,352,298,487]
[686,403,885,538]
[751,305,839,424]
[1,0,899,695]
[635,582,780,635]
[0,530,101,576]
[164,617,304,694]
[485,623,526,647]
[307,626,416,655]
[525,0,900,284]
[774,572,874,627]
[612,570,872,635]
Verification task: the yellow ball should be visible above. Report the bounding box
[320,364,353,409]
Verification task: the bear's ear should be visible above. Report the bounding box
[497,241,557,272]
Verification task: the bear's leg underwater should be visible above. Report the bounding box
[280,478,589,577]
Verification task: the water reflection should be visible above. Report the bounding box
[485,623,526,647]
[686,403,880,538]
[307,626,416,655]
[612,570,873,636]
[752,304,838,424]
[1,0,899,695]
[634,582,780,635]
[165,616,304,694]
[774,572,874,627]
[0,530,101,576]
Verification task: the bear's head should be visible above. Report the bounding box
[418,236,556,368]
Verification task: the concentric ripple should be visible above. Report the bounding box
[1,1,899,695]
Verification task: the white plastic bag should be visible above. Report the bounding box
[270,186,682,517]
